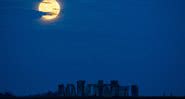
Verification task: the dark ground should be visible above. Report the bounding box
[1,96,185,99]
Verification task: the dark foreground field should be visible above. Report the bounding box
[1,96,185,99]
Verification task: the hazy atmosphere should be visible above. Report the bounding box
[0,0,185,96]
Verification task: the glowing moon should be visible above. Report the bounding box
[38,0,61,21]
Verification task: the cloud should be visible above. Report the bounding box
[0,7,50,20]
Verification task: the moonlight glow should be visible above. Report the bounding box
[38,0,61,21]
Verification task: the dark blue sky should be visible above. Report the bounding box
[0,0,185,96]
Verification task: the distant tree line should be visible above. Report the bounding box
[0,92,15,97]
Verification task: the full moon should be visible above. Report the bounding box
[38,0,61,21]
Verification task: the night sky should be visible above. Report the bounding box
[0,0,185,96]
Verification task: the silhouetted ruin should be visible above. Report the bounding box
[56,80,139,97]
[131,85,139,96]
